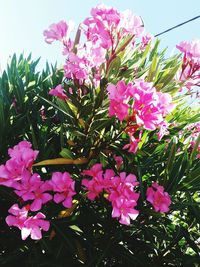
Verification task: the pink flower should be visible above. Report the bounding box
[177,39,200,61]
[112,197,139,225]
[106,172,139,200]
[176,39,200,89]
[0,160,24,187]
[14,172,52,211]
[84,5,144,50]
[157,121,169,141]
[64,51,90,83]
[107,81,131,121]
[82,164,104,200]
[6,204,29,229]
[82,164,140,225]
[119,10,144,37]
[141,33,153,48]
[21,212,50,240]
[49,84,68,101]
[8,141,39,169]
[6,204,50,240]
[50,172,76,208]
[0,141,38,188]
[82,163,103,177]
[123,132,142,154]
[109,100,129,121]
[113,155,123,170]
[44,20,74,46]
[84,4,120,49]
[130,80,175,131]
[64,42,105,86]
[106,172,140,225]
[107,79,175,130]
[157,92,175,116]
[146,182,171,213]
[129,81,162,130]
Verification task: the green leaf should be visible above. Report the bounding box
[60,148,74,159]
[166,140,177,174]
[147,54,159,82]
[107,56,121,78]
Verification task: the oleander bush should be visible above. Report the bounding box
[0,4,200,267]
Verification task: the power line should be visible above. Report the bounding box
[155,15,200,37]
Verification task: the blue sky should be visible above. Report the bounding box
[0,0,200,70]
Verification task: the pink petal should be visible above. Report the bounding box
[30,199,42,211]
[21,227,31,240]
[30,227,42,240]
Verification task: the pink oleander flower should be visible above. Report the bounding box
[157,121,169,141]
[84,5,144,50]
[111,196,139,225]
[84,4,121,49]
[123,134,141,154]
[107,79,175,130]
[82,164,104,200]
[108,100,129,121]
[141,33,153,48]
[64,42,106,85]
[119,10,144,37]
[82,163,103,177]
[106,172,139,200]
[107,80,131,121]
[177,39,200,62]
[0,160,25,187]
[113,155,123,170]
[176,39,200,89]
[6,204,50,240]
[82,164,140,225]
[14,171,52,211]
[8,141,39,169]
[21,212,50,240]
[130,80,175,131]
[44,20,74,47]
[129,80,162,130]
[50,172,76,208]
[6,204,29,229]
[0,141,38,188]
[64,51,90,83]
[82,175,104,200]
[157,92,175,116]
[49,84,68,100]
[146,182,171,213]
[106,172,140,225]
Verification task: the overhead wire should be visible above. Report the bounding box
[155,15,200,37]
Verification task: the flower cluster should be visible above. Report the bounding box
[44,4,144,86]
[0,141,38,187]
[83,5,144,49]
[6,204,49,240]
[50,172,76,208]
[43,20,74,48]
[107,79,175,153]
[82,164,171,224]
[176,39,200,89]
[146,182,171,212]
[82,163,140,225]
[1,141,76,240]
